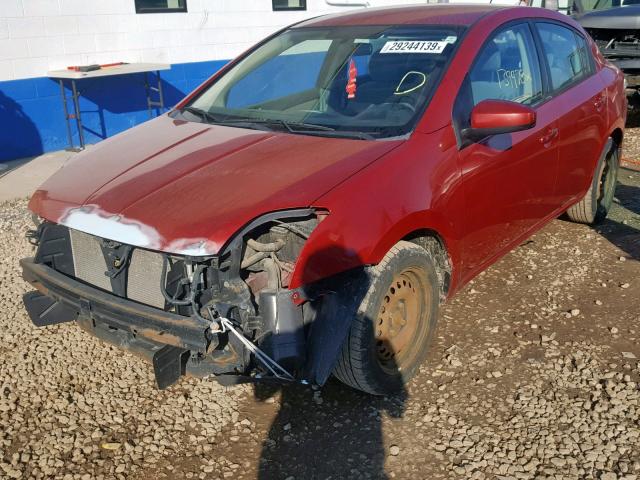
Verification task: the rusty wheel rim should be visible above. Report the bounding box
[375,268,428,372]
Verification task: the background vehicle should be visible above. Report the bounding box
[573,0,640,104]
[20,5,626,395]
[529,0,640,103]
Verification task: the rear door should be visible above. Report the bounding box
[533,21,608,205]
[454,22,561,277]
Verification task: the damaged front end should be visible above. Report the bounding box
[21,209,328,389]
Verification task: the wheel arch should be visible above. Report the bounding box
[290,209,462,296]
[364,210,462,300]
[402,229,452,303]
[611,127,623,149]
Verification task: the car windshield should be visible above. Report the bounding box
[180,25,463,139]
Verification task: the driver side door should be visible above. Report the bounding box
[455,22,561,280]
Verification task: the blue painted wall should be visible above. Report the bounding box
[0,59,228,162]
[0,51,370,162]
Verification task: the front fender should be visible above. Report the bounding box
[289,129,465,294]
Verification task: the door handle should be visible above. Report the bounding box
[539,127,558,145]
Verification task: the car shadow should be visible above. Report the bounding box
[593,180,640,261]
[0,90,43,162]
[626,104,640,127]
[253,245,409,479]
[254,371,406,479]
[614,182,640,216]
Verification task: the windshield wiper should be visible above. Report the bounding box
[278,120,336,133]
[181,110,374,140]
[214,117,335,132]
[180,111,304,132]
[301,130,376,140]
[181,106,220,124]
[216,118,375,140]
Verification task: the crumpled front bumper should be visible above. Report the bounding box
[20,257,237,388]
[21,257,212,352]
[21,256,348,389]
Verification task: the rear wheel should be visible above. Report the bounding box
[566,139,619,224]
[333,241,439,395]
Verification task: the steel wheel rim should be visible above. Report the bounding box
[375,268,429,372]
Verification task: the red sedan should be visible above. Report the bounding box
[21,5,626,395]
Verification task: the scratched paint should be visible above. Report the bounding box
[165,238,220,256]
[59,205,218,256]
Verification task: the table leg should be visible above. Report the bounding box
[70,80,85,149]
[145,71,165,118]
[157,70,165,111]
[144,72,152,118]
[59,79,74,150]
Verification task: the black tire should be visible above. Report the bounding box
[333,241,439,395]
[566,138,619,224]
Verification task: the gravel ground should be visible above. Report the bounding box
[0,202,249,479]
[0,170,639,479]
[225,169,640,480]
[623,111,640,165]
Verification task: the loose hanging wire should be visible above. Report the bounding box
[209,308,294,381]
[160,254,295,382]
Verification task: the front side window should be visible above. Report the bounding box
[536,22,591,91]
[468,24,543,106]
[181,25,464,139]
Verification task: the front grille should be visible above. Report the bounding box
[127,248,166,308]
[67,229,167,309]
[69,230,112,292]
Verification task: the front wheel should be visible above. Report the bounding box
[566,138,620,224]
[332,241,439,395]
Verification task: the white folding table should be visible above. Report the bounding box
[47,63,171,151]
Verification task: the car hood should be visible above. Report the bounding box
[576,5,640,29]
[30,115,401,255]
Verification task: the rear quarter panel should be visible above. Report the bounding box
[600,61,627,141]
[582,19,626,146]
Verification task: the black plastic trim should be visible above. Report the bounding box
[21,257,211,353]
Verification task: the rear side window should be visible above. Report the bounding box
[535,22,591,91]
[468,24,543,106]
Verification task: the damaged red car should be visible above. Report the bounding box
[21,5,626,395]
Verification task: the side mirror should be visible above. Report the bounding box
[462,99,536,143]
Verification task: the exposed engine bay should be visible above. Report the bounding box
[21,209,335,389]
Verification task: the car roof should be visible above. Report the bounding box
[295,4,510,28]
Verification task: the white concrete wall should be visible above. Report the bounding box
[0,0,448,82]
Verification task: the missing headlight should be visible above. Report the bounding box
[241,214,319,297]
